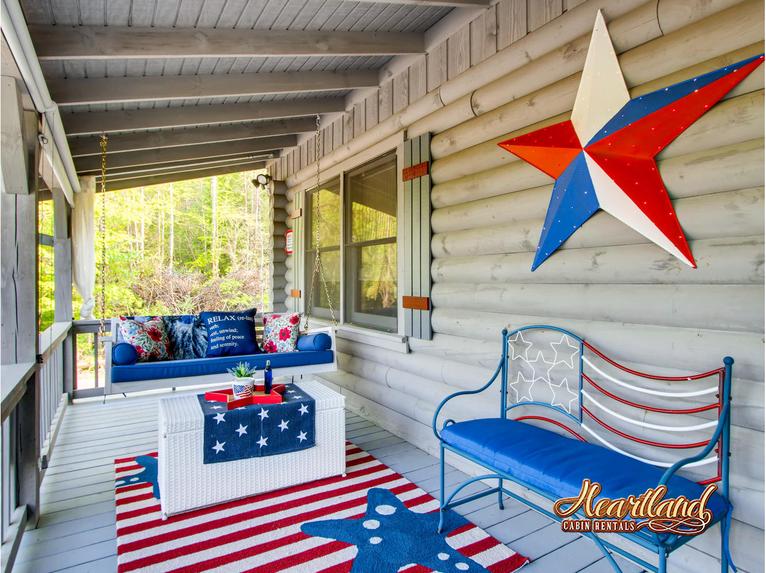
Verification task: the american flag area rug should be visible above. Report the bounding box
[113,444,529,573]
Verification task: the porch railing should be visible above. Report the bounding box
[71,319,110,399]
[37,322,71,473]
[1,321,72,571]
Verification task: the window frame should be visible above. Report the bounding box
[304,177,342,321]
[303,150,401,334]
[343,153,398,333]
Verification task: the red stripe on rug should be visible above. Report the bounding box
[116,492,155,507]
[116,457,383,532]
[115,463,143,474]
[244,540,351,573]
[115,452,157,464]
[119,482,419,572]
[115,483,153,494]
[488,553,531,572]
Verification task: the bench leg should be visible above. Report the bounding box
[498,478,504,510]
[658,550,667,573]
[721,514,732,573]
[438,444,445,534]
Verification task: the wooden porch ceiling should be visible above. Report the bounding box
[20,0,461,187]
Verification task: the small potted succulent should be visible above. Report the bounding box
[227,362,257,399]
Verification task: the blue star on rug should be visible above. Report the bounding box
[300,488,490,572]
[115,455,160,499]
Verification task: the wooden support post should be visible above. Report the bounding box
[0,77,28,195]
[53,190,73,322]
[1,89,41,531]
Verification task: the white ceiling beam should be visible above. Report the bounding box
[350,0,489,6]
[61,97,345,135]
[102,159,268,192]
[29,26,424,59]
[100,155,274,179]
[49,70,379,106]
[68,117,315,156]
[75,135,296,173]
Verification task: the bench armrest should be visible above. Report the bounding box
[658,399,730,487]
[432,358,504,441]
[659,356,734,489]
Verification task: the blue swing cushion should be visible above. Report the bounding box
[441,418,729,527]
[200,309,261,357]
[112,342,139,366]
[296,332,332,351]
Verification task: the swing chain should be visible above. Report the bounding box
[98,134,108,342]
[303,114,337,330]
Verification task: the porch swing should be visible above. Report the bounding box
[101,118,338,396]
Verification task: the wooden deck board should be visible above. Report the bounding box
[15,385,643,572]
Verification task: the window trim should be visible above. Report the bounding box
[343,153,398,332]
[304,177,341,320]
[303,149,402,335]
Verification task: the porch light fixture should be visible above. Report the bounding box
[253,173,271,187]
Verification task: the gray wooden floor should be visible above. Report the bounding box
[14,385,644,573]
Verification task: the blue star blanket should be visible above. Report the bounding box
[197,386,315,464]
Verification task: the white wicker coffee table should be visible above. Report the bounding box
[158,379,346,518]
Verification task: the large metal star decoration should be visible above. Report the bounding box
[498,10,764,271]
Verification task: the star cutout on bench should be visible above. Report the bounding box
[235,424,248,437]
[297,431,308,443]
[301,488,489,573]
[278,419,289,432]
[257,436,268,448]
[258,408,269,420]
[213,412,226,424]
[299,403,309,416]
[212,441,225,454]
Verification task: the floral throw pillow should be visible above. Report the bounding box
[117,316,172,362]
[262,313,301,353]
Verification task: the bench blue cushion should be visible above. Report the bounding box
[111,350,333,383]
[441,418,728,526]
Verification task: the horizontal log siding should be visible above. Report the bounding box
[272,1,764,570]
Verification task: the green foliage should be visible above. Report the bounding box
[38,169,273,330]
[38,201,55,330]
[227,361,258,378]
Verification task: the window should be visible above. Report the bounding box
[344,154,398,332]
[305,178,341,319]
[304,153,398,332]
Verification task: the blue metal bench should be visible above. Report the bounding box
[432,325,734,573]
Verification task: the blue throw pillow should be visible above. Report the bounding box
[200,309,261,357]
[296,332,332,352]
[112,342,139,366]
[163,315,208,359]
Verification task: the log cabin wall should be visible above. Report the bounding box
[268,0,765,570]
